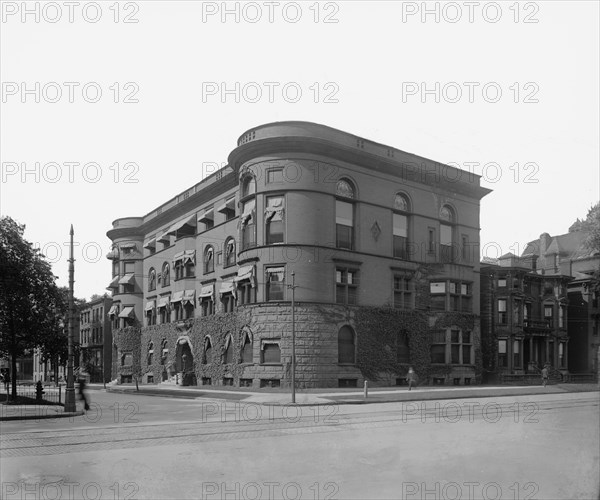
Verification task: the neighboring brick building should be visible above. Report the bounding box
[522,230,599,375]
[107,121,490,388]
[481,228,600,381]
[79,295,113,383]
[480,254,571,381]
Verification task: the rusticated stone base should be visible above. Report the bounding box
[112,303,481,388]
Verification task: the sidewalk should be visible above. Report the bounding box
[106,382,600,406]
[0,403,84,421]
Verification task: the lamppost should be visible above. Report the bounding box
[287,271,297,403]
[64,225,76,412]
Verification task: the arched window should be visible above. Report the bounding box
[203,337,212,364]
[336,179,355,199]
[240,330,253,363]
[393,194,410,259]
[147,341,154,365]
[223,335,233,364]
[204,245,214,274]
[225,238,236,267]
[338,326,356,364]
[121,353,133,366]
[162,262,170,287]
[336,179,356,250]
[148,268,156,291]
[440,205,455,263]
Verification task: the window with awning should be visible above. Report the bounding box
[108,305,119,317]
[173,250,196,266]
[199,284,215,299]
[143,238,156,250]
[171,291,185,304]
[217,197,236,218]
[118,306,135,319]
[265,196,285,244]
[198,208,214,224]
[106,276,119,290]
[144,300,156,312]
[240,199,256,226]
[235,265,255,285]
[167,214,197,237]
[157,296,170,309]
[120,243,136,251]
[106,249,118,260]
[219,280,236,296]
[157,230,171,244]
[118,274,135,285]
[182,290,195,305]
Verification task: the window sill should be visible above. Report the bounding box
[338,363,356,367]
[260,363,283,366]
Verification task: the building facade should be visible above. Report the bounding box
[480,254,571,381]
[79,296,113,383]
[522,230,599,375]
[107,121,490,388]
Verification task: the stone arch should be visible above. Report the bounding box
[175,336,194,373]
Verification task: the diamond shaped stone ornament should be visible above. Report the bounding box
[371,221,381,241]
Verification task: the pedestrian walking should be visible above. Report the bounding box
[78,368,90,411]
[541,364,549,387]
[406,367,417,391]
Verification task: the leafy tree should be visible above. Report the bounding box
[570,202,600,251]
[38,287,86,385]
[0,217,64,399]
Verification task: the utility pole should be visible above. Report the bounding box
[64,225,76,412]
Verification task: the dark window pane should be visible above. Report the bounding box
[462,345,471,364]
[430,296,446,311]
[430,345,446,364]
[393,236,408,259]
[263,344,281,363]
[451,344,460,364]
[336,285,346,304]
[347,287,357,305]
[267,220,284,244]
[242,338,252,363]
[336,224,353,250]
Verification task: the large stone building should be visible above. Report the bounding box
[107,121,490,388]
[79,295,113,383]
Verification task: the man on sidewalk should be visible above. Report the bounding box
[541,364,549,387]
[406,367,417,391]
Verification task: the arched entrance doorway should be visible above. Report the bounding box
[175,337,196,385]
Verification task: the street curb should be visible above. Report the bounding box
[256,388,600,406]
[0,409,85,421]
[106,385,599,407]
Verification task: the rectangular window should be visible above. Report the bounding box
[513,300,521,325]
[544,305,554,328]
[393,276,412,309]
[559,306,565,328]
[393,213,408,259]
[201,298,214,316]
[336,268,358,305]
[266,267,285,301]
[450,329,460,364]
[266,196,285,244]
[238,282,255,305]
[336,200,354,250]
[461,235,469,262]
[498,278,507,288]
[124,261,135,274]
[498,339,507,367]
[498,299,507,324]
[262,343,281,364]
[430,330,447,364]
[266,168,284,184]
[440,224,453,263]
[513,340,521,368]
[428,228,435,254]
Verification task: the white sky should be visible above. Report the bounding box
[1,0,598,301]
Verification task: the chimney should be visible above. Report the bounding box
[540,233,551,256]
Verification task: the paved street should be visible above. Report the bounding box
[1,390,598,499]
